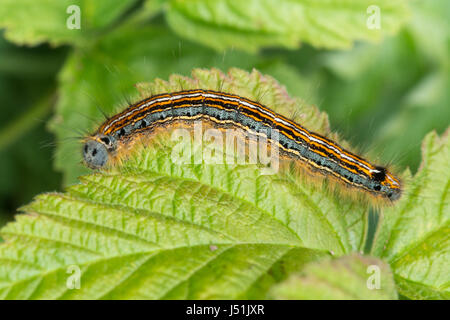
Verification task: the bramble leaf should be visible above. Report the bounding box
[165,0,410,52]
[0,0,139,46]
[269,254,397,299]
[372,129,450,299]
[1,69,447,300]
[0,69,369,299]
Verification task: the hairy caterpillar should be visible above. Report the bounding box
[82,89,401,202]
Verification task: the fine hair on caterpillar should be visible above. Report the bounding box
[82,88,402,203]
[169,120,280,175]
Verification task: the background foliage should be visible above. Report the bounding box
[0,0,448,299]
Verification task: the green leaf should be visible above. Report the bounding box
[165,0,410,52]
[269,254,397,299]
[0,69,370,299]
[372,129,450,299]
[0,0,139,46]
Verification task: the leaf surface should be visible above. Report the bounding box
[269,254,397,299]
[166,0,409,52]
[0,69,369,299]
[372,129,450,299]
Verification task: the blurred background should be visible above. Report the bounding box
[0,0,448,229]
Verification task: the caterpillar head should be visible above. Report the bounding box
[82,134,116,169]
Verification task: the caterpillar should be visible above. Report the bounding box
[82,89,402,201]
